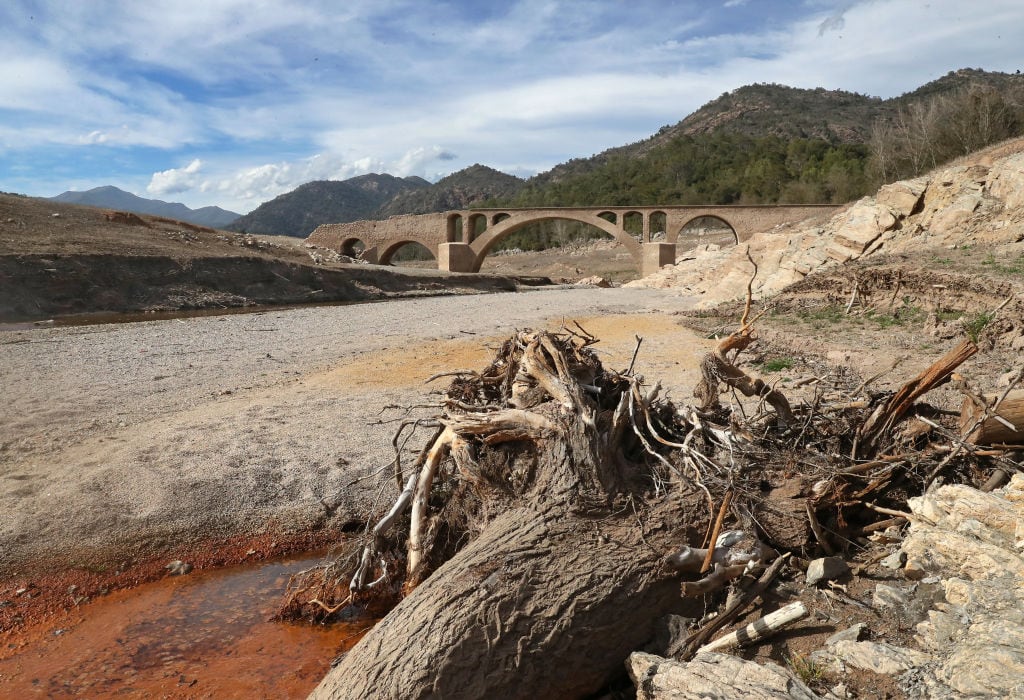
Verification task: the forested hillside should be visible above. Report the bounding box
[502,134,869,208]
[229,69,1024,244]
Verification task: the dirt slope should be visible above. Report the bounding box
[0,194,524,321]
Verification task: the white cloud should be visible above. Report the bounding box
[148,159,204,195]
[174,146,460,212]
[394,146,458,176]
[4,0,1024,211]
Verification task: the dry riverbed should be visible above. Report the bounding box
[0,287,707,638]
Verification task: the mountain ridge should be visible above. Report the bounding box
[50,186,240,229]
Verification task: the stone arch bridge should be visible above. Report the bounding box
[307,205,839,277]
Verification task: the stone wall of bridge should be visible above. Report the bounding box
[307,205,839,276]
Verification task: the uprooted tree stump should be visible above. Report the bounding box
[284,319,1016,699]
[306,330,709,698]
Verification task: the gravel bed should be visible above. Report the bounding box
[0,287,700,576]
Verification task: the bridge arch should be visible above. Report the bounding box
[469,212,642,272]
[673,215,738,247]
[465,212,487,243]
[446,213,462,243]
[379,239,437,265]
[340,237,367,258]
[649,211,668,241]
[622,211,643,240]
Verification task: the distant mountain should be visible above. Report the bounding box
[491,68,1024,212]
[50,186,240,228]
[377,165,524,218]
[524,68,1024,190]
[225,173,428,237]
[225,167,523,238]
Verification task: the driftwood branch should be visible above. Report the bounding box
[697,600,808,653]
[680,563,749,597]
[681,553,791,659]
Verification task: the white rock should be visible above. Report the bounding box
[806,556,849,586]
[628,651,819,700]
[831,641,929,675]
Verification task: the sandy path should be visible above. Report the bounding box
[0,287,710,576]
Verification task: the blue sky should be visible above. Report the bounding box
[2,0,1023,214]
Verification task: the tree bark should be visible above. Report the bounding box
[312,496,701,699]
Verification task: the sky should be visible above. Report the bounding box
[2,1,1023,214]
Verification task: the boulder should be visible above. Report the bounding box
[806,556,849,586]
[575,275,612,288]
[831,200,897,254]
[987,152,1024,210]
[830,641,929,675]
[876,177,928,218]
[628,651,819,700]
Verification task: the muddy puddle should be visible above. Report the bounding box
[0,553,376,698]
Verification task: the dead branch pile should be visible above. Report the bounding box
[282,314,1021,633]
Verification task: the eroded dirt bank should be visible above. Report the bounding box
[0,193,539,323]
[0,253,526,322]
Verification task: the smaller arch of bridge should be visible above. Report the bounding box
[446,213,462,243]
[465,212,488,243]
[491,212,511,226]
[672,215,738,246]
[648,210,668,240]
[622,211,644,241]
[469,212,642,272]
[340,237,367,258]
[378,238,438,265]
[597,211,617,224]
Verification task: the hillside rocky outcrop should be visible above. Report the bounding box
[627,139,1024,306]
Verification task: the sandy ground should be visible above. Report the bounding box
[0,287,711,580]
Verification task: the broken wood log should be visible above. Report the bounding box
[856,338,977,457]
[960,391,1024,446]
[309,330,709,699]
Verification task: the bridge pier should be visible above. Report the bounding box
[438,242,477,273]
[641,242,676,277]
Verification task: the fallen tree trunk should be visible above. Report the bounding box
[299,326,999,699]
[312,499,700,699]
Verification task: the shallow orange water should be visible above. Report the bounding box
[0,554,373,698]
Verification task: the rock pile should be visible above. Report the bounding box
[628,475,1024,698]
